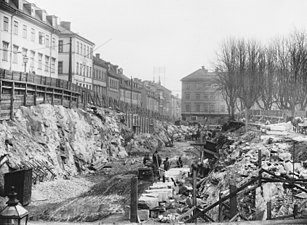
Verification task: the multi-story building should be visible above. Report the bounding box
[0,0,59,77]
[92,53,107,97]
[181,66,227,124]
[142,80,171,116]
[119,71,142,107]
[171,94,181,121]
[141,81,159,112]
[106,62,120,101]
[57,21,95,89]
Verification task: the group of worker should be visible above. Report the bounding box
[143,150,184,180]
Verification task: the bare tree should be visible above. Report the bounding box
[215,39,240,120]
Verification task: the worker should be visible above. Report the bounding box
[163,157,170,171]
[176,156,183,168]
[152,150,162,179]
[143,153,151,167]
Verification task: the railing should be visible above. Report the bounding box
[0,69,171,133]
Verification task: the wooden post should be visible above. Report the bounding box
[10,81,15,120]
[193,169,197,223]
[61,89,64,106]
[267,201,271,220]
[0,80,2,117]
[229,184,238,219]
[218,192,222,221]
[69,91,73,108]
[258,150,262,187]
[76,93,79,108]
[293,204,298,218]
[24,83,28,106]
[34,85,37,106]
[130,176,138,223]
[43,86,47,103]
[51,88,54,105]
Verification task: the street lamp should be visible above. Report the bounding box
[0,186,29,225]
[23,56,29,73]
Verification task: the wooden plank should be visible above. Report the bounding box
[10,82,14,120]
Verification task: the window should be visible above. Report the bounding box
[76,62,79,75]
[3,16,9,32]
[186,83,190,90]
[185,93,190,100]
[58,61,63,74]
[196,93,200,100]
[13,45,18,64]
[45,56,49,72]
[196,104,200,112]
[203,93,209,100]
[30,51,35,72]
[22,24,27,38]
[80,43,83,55]
[22,48,28,58]
[209,103,215,112]
[38,53,42,70]
[39,32,44,44]
[185,103,190,112]
[58,40,63,52]
[203,103,208,112]
[51,58,55,73]
[13,21,18,35]
[86,66,89,77]
[89,67,91,78]
[221,105,226,112]
[31,28,35,42]
[90,48,92,59]
[76,41,79,54]
[52,38,55,49]
[45,35,49,47]
[87,46,89,58]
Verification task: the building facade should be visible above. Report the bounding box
[0,0,59,77]
[92,53,107,97]
[181,66,227,124]
[57,21,95,89]
[141,81,159,112]
[106,63,120,101]
[119,71,142,107]
[171,94,181,121]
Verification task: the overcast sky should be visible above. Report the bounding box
[31,0,307,96]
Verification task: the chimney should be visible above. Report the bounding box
[95,53,100,59]
[12,0,23,10]
[118,68,123,75]
[202,66,208,72]
[60,21,71,31]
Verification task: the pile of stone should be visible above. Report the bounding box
[179,122,307,222]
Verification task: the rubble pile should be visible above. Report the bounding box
[191,123,307,221]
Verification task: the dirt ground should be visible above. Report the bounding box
[26,141,196,223]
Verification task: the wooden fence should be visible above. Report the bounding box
[0,69,170,134]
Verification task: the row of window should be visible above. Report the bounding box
[3,16,56,49]
[184,82,217,90]
[76,41,92,58]
[185,92,218,100]
[76,82,92,90]
[93,68,106,81]
[109,78,119,90]
[185,103,226,113]
[76,62,92,77]
[2,41,56,73]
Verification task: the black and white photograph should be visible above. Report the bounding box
[1,0,307,224]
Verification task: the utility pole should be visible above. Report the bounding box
[68,37,72,82]
[130,76,133,109]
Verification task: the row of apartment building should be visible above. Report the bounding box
[0,0,181,120]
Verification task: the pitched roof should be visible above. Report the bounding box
[181,67,216,82]
[93,56,108,69]
[58,26,95,45]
